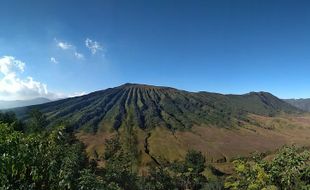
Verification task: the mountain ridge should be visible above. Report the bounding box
[0,97,51,109]
[8,83,310,164]
[285,98,310,112]
[11,83,301,132]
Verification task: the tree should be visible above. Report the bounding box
[268,146,310,190]
[139,165,174,190]
[225,146,310,190]
[0,111,24,132]
[78,169,121,190]
[103,135,139,190]
[224,159,274,190]
[104,135,122,160]
[170,150,207,190]
[0,123,88,189]
[27,109,48,133]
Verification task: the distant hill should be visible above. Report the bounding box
[285,98,310,112]
[13,83,300,132]
[0,97,51,109]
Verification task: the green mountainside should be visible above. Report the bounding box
[3,83,310,190]
[285,98,310,112]
[12,83,301,133]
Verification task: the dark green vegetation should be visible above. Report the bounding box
[13,83,301,132]
[10,84,307,166]
[225,146,310,190]
[1,112,309,189]
[0,112,88,189]
[285,98,310,112]
[0,112,214,190]
[2,84,310,189]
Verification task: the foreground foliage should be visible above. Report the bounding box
[0,112,211,190]
[0,124,87,189]
[225,146,310,190]
[0,111,309,189]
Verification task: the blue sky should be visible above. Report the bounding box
[0,0,310,100]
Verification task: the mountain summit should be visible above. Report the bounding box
[13,83,300,132]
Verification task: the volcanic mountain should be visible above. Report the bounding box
[12,83,310,165]
[14,83,299,131]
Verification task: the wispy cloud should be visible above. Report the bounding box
[56,40,73,50]
[57,41,72,50]
[50,57,58,64]
[74,52,84,59]
[54,38,85,61]
[85,38,103,54]
[69,91,87,97]
[53,37,105,61]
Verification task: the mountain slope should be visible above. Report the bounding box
[11,83,310,164]
[285,98,310,112]
[228,92,300,115]
[13,83,300,132]
[0,97,51,109]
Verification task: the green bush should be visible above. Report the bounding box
[225,146,310,190]
[0,123,87,189]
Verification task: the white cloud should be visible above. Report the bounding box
[0,56,59,101]
[50,57,58,64]
[85,38,103,54]
[0,55,89,101]
[0,56,25,75]
[69,91,87,97]
[56,41,73,50]
[54,38,86,60]
[74,52,84,59]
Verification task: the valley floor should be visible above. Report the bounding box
[77,113,310,175]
